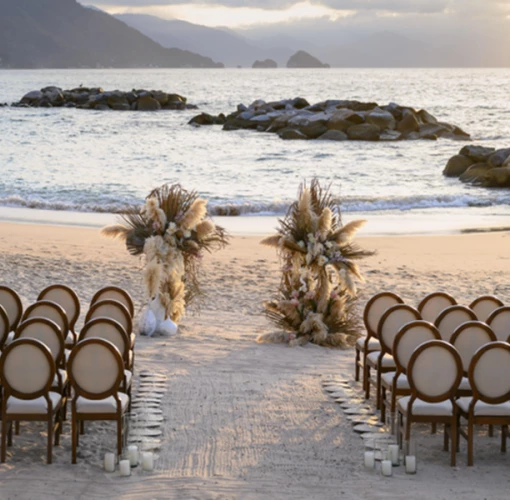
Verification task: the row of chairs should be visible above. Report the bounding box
[0,285,136,464]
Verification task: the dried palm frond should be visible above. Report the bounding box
[256,331,290,344]
[260,234,281,248]
[100,224,131,241]
[195,220,215,240]
[331,219,366,245]
[181,198,208,230]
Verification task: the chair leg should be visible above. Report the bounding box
[451,420,457,467]
[80,420,85,435]
[376,370,382,410]
[47,416,53,465]
[489,424,494,437]
[355,348,360,382]
[456,415,461,453]
[501,425,507,453]
[15,421,20,435]
[8,421,13,447]
[364,365,371,400]
[467,416,474,466]
[431,423,437,434]
[380,387,386,423]
[72,413,77,464]
[1,418,7,463]
[117,416,123,457]
[443,424,449,451]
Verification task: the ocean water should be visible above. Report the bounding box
[0,68,509,232]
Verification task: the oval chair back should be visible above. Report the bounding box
[469,342,510,405]
[15,318,64,367]
[469,295,504,323]
[417,292,457,324]
[22,301,69,343]
[363,292,404,339]
[487,306,510,341]
[408,340,462,404]
[85,300,132,335]
[0,305,10,349]
[450,321,497,376]
[68,338,124,400]
[79,318,129,368]
[38,285,80,332]
[434,305,477,342]
[0,286,23,332]
[378,304,421,356]
[393,321,441,374]
[91,287,134,318]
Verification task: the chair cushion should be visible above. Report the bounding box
[356,336,381,352]
[457,397,510,416]
[76,393,129,414]
[398,396,453,416]
[459,377,471,391]
[52,369,68,387]
[130,333,135,348]
[6,392,62,415]
[367,351,395,368]
[382,372,410,390]
[124,370,132,388]
[65,331,76,346]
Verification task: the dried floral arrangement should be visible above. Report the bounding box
[258,179,373,347]
[102,184,229,327]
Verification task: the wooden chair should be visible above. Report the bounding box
[417,292,456,324]
[469,295,504,323]
[0,305,10,350]
[38,284,80,348]
[355,292,403,386]
[450,321,496,397]
[397,340,463,466]
[486,306,510,341]
[365,304,421,408]
[0,286,23,344]
[456,342,510,465]
[91,286,134,317]
[434,305,477,342]
[68,338,129,464]
[0,338,63,464]
[381,320,440,424]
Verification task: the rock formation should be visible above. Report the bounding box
[287,51,329,68]
[188,98,470,142]
[252,59,278,68]
[443,145,510,187]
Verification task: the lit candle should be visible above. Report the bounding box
[364,451,375,469]
[142,452,154,471]
[128,445,138,467]
[388,444,399,466]
[119,459,131,477]
[104,452,115,472]
[381,460,392,477]
[405,455,416,474]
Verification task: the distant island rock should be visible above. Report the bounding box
[188,98,470,142]
[12,87,197,111]
[443,145,510,187]
[287,51,329,68]
[252,59,278,68]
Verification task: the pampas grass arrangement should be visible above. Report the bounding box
[102,183,229,323]
[258,179,373,347]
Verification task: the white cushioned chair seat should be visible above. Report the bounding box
[382,372,410,390]
[124,370,132,388]
[65,331,76,346]
[76,393,129,414]
[52,369,68,387]
[6,391,62,415]
[458,377,471,391]
[356,336,381,352]
[398,396,453,416]
[130,333,135,348]
[457,397,510,416]
[367,351,395,368]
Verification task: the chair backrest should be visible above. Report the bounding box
[0,286,23,331]
[79,318,129,365]
[469,342,510,405]
[487,306,510,341]
[450,321,497,375]
[417,292,457,323]
[408,340,462,403]
[15,317,64,365]
[22,301,69,340]
[378,304,421,355]
[85,300,132,335]
[469,295,504,323]
[90,287,134,317]
[68,338,123,400]
[363,292,404,339]
[38,285,80,330]
[393,321,441,374]
[434,305,477,342]
[0,338,55,399]
[0,305,10,349]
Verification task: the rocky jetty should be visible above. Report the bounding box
[12,87,197,111]
[287,51,329,68]
[188,98,470,142]
[443,145,510,187]
[252,59,278,68]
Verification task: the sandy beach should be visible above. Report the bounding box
[0,221,509,499]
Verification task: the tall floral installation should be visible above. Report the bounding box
[258,179,373,347]
[102,183,229,336]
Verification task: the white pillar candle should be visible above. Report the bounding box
[128,445,138,467]
[142,452,154,471]
[381,460,392,477]
[119,459,131,477]
[104,452,115,473]
[388,444,399,466]
[405,455,416,474]
[364,451,375,469]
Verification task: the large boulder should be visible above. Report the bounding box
[20,90,43,104]
[278,128,308,140]
[366,109,396,130]
[459,163,491,183]
[327,116,353,132]
[136,95,161,111]
[188,112,216,126]
[397,110,420,136]
[488,148,510,167]
[482,166,510,187]
[317,130,347,141]
[443,154,474,177]
[417,109,438,124]
[300,123,328,139]
[459,145,495,162]
[107,92,129,110]
[346,123,380,141]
